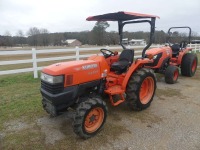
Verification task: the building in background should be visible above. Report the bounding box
[122,38,146,46]
[191,40,200,44]
[129,39,146,45]
[62,39,82,47]
[122,38,129,45]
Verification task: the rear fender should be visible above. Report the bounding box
[122,58,153,90]
[177,48,192,65]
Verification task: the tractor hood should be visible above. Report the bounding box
[146,47,172,56]
[42,60,99,76]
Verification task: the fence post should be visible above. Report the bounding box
[32,48,38,78]
[76,46,80,60]
[195,44,196,53]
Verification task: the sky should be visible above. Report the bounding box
[0,0,200,36]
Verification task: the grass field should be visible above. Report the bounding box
[0,72,47,149]
[0,73,43,129]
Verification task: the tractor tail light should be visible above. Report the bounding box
[66,75,73,85]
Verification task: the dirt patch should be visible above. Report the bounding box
[4,120,29,132]
[51,122,131,150]
[191,69,200,80]
[132,111,163,125]
[36,108,131,149]
[36,112,74,145]
[156,88,184,100]
[0,132,4,150]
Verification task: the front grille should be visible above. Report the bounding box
[41,80,64,94]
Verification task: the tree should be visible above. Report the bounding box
[27,27,40,46]
[154,30,167,44]
[39,28,49,46]
[4,31,11,36]
[27,27,40,36]
[4,31,13,47]
[91,21,110,45]
[106,31,119,45]
[191,31,199,40]
[49,33,64,46]
[16,30,24,37]
[16,30,24,47]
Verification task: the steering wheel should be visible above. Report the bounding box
[180,40,188,49]
[100,48,115,58]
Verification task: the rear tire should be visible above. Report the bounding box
[73,97,107,139]
[181,53,198,77]
[165,65,179,84]
[126,68,156,111]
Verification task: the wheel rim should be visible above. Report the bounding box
[173,69,179,81]
[84,107,104,133]
[192,59,197,73]
[139,77,155,104]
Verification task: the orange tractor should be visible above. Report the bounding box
[145,26,198,84]
[40,11,159,138]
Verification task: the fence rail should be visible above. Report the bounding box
[0,44,199,78]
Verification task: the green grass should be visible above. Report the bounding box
[3,128,46,149]
[0,73,44,130]
[0,73,47,149]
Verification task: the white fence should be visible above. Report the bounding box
[0,44,199,78]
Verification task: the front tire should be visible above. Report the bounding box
[126,68,156,110]
[181,53,198,77]
[73,97,107,139]
[165,65,179,84]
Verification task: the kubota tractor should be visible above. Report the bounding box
[145,26,198,84]
[40,11,159,138]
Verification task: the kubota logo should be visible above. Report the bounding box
[82,64,98,70]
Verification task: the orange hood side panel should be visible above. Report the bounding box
[42,60,98,75]
[145,46,172,68]
[42,60,101,87]
[71,64,101,86]
[88,55,110,75]
[146,46,172,56]
[42,55,110,87]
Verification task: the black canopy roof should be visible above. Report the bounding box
[86,11,160,21]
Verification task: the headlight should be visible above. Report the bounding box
[41,72,64,84]
[153,55,158,59]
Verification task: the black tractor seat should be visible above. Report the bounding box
[111,49,134,73]
[171,44,180,57]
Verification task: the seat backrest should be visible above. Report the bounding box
[119,49,134,63]
[171,44,180,52]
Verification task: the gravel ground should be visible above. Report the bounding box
[1,71,200,150]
